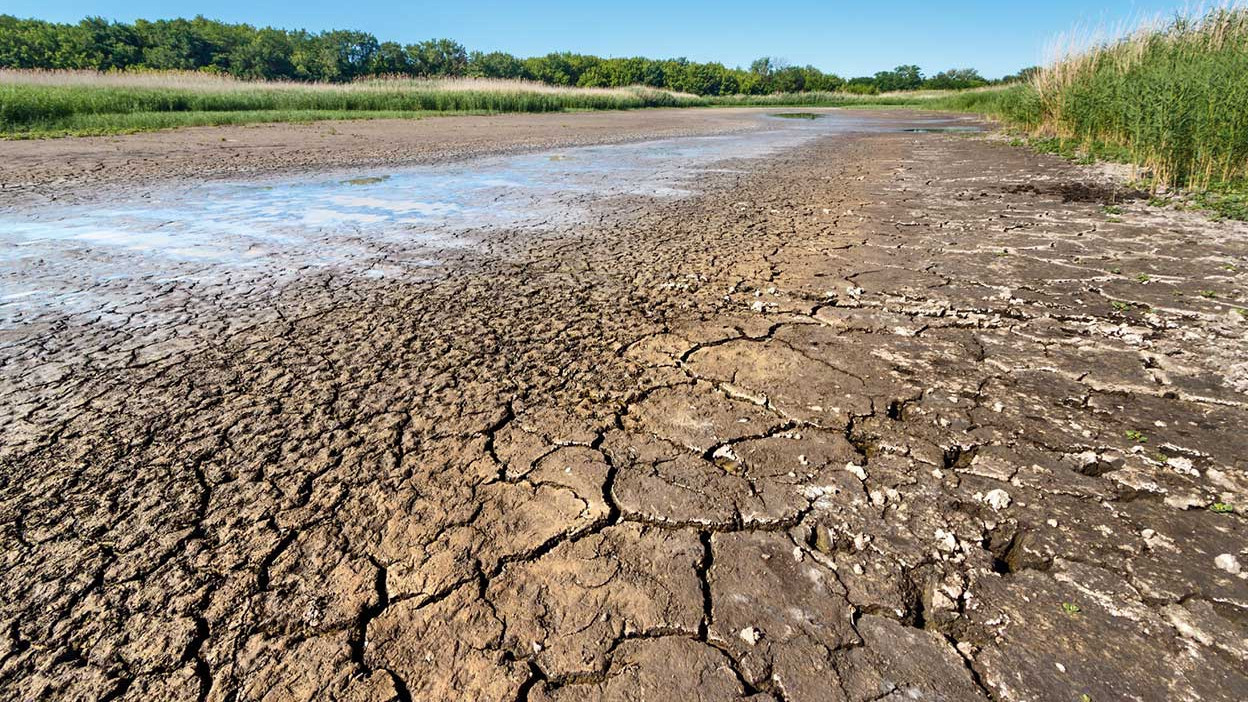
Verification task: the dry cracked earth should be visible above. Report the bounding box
[2,117,1247,702]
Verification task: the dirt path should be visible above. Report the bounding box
[1,117,1247,701]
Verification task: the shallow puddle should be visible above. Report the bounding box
[0,111,978,323]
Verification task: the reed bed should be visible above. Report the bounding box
[1026,4,1248,188]
[0,71,706,136]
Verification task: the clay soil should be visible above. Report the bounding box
[1,110,1247,701]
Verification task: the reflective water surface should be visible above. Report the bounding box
[0,112,975,323]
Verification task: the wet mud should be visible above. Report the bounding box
[1,112,1246,701]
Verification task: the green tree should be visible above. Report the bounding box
[77,16,142,70]
[873,64,923,92]
[407,39,468,77]
[229,28,295,79]
[467,51,526,79]
[371,41,412,75]
[923,68,988,90]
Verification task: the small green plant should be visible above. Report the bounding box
[1103,205,1124,215]
[1111,301,1131,312]
[1126,430,1148,443]
[1192,186,1248,222]
[1136,273,1151,283]
[1061,602,1082,615]
[1111,266,1122,274]
[1199,290,1218,299]
[1210,502,1235,514]
[1079,694,1093,702]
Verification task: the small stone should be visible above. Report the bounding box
[1214,553,1242,575]
[1046,519,1059,528]
[981,489,1012,511]
[711,445,742,473]
[934,529,958,553]
[739,627,763,646]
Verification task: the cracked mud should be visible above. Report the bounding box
[2,111,1247,701]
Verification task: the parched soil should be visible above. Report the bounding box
[1,115,1247,701]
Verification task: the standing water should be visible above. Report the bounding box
[0,112,975,324]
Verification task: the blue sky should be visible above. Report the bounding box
[6,0,1190,78]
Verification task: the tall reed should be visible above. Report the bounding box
[0,72,707,135]
[1029,4,1248,188]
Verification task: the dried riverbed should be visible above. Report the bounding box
[1,109,1246,701]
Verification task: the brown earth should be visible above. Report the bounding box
[2,111,1247,702]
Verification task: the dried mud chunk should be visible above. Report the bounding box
[606,434,801,527]
[1160,598,1248,663]
[530,637,749,701]
[836,614,988,701]
[708,531,856,692]
[730,427,860,480]
[685,340,870,427]
[120,665,205,700]
[255,524,381,637]
[475,479,603,568]
[489,524,703,679]
[963,564,1248,702]
[337,669,405,702]
[1113,500,1248,604]
[365,585,526,702]
[525,446,611,520]
[622,333,691,367]
[225,629,358,701]
[625,382,786,454]
[1085,391,1248,465]
[966,370,1095,451]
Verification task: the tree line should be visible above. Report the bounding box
[0,15,1029,95]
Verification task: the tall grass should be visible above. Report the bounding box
[0,71,707,136]
[1023,5,1248,188]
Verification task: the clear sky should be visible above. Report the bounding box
[4,0,1191,78]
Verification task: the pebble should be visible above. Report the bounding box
[1215,553,1242,575]
[980,489,1012,511]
